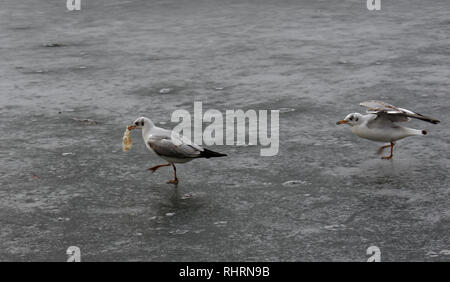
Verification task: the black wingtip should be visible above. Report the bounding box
[200,148,227,158]
[426,116,440,124]
[422,130,428,135]
[416,112,440,124]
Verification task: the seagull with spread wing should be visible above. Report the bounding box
[127,117,227,184]
[336,101,440,160]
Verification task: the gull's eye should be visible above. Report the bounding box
[141,121,144,126]
[349,116,353,121]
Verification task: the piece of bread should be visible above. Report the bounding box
[122,128,132,152]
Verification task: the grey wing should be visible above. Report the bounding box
[360,100,402,113]
[169,131,204,151]
[365,113,398,129]
[361,100,440,124]
[147,136,201,159]
[372,112,410,123]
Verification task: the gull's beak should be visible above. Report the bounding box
[336,120,348,125]
[127,125,136,130]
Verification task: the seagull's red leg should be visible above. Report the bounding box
[167,163,179,184]
[148,163,171,173]
[377,144,391,155]
[381,142,395,160]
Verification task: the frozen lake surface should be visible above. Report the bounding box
[0,0,449,261]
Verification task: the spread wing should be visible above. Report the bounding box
[360,100,440,124]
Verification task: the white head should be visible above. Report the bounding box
[336,113,364,127]
[127,117,154,130]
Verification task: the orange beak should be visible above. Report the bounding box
[127,125,136,130]
[336,120,348,125]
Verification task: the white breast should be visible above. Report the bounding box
[352,124,414,142]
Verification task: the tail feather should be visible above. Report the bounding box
[405,128,428,137]
[199,148,227,158]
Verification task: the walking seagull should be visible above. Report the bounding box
[127,117,227,184]
[336,100,440,160]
